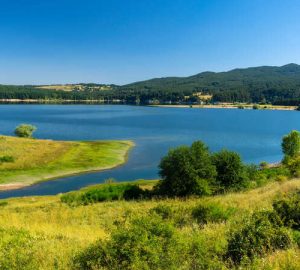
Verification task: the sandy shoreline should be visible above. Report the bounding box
[151,104,298,111]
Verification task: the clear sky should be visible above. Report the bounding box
[0,0,299,85]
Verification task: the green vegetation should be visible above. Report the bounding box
[14,124,37,138]
[2,131,300,268]
[1,180,300,269]
[61,181,151,206]
[282,130,300,158]
[1,63,300,105]
[226,211,292,265]
[156,141,216,197]
[0,135,133,187]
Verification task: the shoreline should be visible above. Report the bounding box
[0,101,297,111]
[0,139,135,191]
[150,104,298,111]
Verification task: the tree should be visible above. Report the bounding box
[281,130,300,158]
[14,124,37,138]
[212,150,247,189]
[157,141,216,197]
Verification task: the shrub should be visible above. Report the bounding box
[123,185,148,200]
[0,228,38,269]
[282,130,300,159]
[61,183,147,206]
[0,201,8,207]
[157,141,216,197]
[259,161,269,169]
[150,204,173,219]
[192,202,235,225]
[73,216,184,270]
[0,155,15,164]
[14,124,37,138]
[283,156,300,176]
[226,211,292,265]
[292,230,300,247]
[257,166,290,181]
[212,150,248,190]
[273,191,300,230]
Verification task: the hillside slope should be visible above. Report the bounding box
[0,179,300,269]
[121,63,300,103]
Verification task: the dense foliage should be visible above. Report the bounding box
[282,130,300,158]
[14,124,37,138]
[226,211,292,265]
[61,183,147,206]
[273,191,300,230]
[157,141,216,196]
[156,141,255,197]
[73,216,184,270]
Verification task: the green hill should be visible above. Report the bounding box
[121,63,300,104]
[0,64,300,105]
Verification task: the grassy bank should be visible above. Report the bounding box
[0,179,300,269]
[0,136,133,189]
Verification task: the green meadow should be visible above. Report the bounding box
[0,179,300,269]
[0,135,133,189]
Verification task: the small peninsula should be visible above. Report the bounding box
[0,135,134,190]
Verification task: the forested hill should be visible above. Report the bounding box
[0,64,300,105]
[120,63,300,104]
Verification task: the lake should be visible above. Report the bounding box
[0,104,299,198]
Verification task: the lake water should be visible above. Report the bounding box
[0,104,300,199]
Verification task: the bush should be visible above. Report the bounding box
[157,141,216,197]
[226,211,292,265]
[0,155,15,164]
[283,156,300,176]
[123,185,148,200]
[282,130,300,159]
[257,166,290,182]
[192,202,235,225]
[0,228,38,269]
[14,124,37,138]
[73,216,184,270]
[212,150,249,190]
[150,204,173,219]
[61,183,147,206]
[259,161,268,169]
[0,201,8,207]
[273,191,300,230]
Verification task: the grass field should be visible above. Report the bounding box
[35,84,113,91]
[0,136,133,189]
[0,179,300,269]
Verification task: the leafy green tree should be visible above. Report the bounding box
[14,124,37,138]
[212,150,247,189]
[157,141,216,197]
[282,130,300,158]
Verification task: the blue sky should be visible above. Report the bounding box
[0,0,299,85]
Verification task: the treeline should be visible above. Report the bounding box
[1,63,300,105]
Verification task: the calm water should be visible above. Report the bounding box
[0,105,299,198]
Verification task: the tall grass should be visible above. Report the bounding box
[0,179,300,269]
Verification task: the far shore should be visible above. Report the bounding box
[150,104,298,111]
[0,100,297,111]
